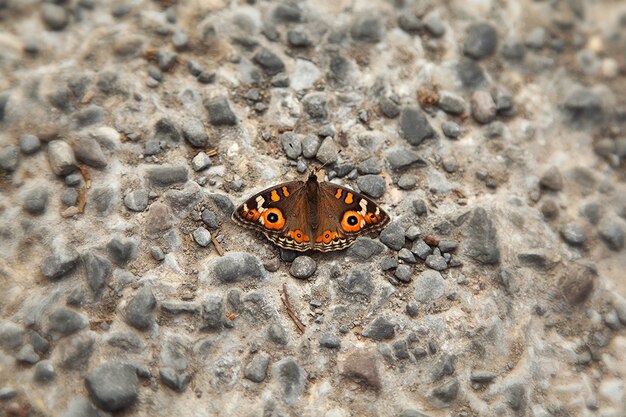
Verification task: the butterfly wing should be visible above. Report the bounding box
[232,181,315,251]
[312,182,390,252]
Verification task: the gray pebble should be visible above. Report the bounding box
[90,186,115,215]
[399,107,436,146]
[350,14,383,43]
[19,134,41,154]
[201,209,219,229]
[379,222,405,251]
[271,4,301,22]
[563,88,604,124]
[268,323,288,345]
[83,252,112,294]
[0,321,24,352]
[74,137,107,169]
[560,223,586,246]
[398,14,422,33]
[393,339,410,360]
[193,227,211,247]
[59,398,104,417]
[150,246,165,261]
[357,157,382,175]
[41,3,69,31]
[47,308,88,337]
[457,58,486,88]
[380,96,400,118]
[464,23,498,59]
[41,248,79,279]
[34,360,55,383]
[161,301,201,316]
[438,91,466,115]
[123,189,148,212]
[287,30,311,47]
[126,286,156,330]
[405,226,422,240]
[202,295,224,330]
[106,237,137,265]
[61,188,79,206]
[74,105,105,126]
[56,332,96,370]
[415,270,445,302]
[438,240,458,253]
[301,134,320,158]
[411,239,432,260]
[412,199,428,216]
[339,269,374,297]
[252,47,285,75]
[204,96,237,126]
[64,172,82,186]
[432,379,459,402]
[345,238,384,262]
[0,387,17,400]
[172,30,188,51]
[540,167,563,191]
[23,186,48,215]
[316,137,338,165]
[362,317,395,340]
[319,334,341,349]
[471,91,497,124]
[397,174,416,190]
[281,132,302,159]
[153,118,181,143]
[270,72,290,87]
[146,165,188,186]
[197,71,215,84]
[470,370,496,383]
[182,117,209,148]
[290,256,317,279]
[273,358,306,405]
[442,157,458,173]
[16,343,40,364]
[424,14,446,37]
[395,264,412,282]
[598,219,625,251]
[244,352,270,382]
[464,207,500,264]
[191,152,211,171]
[426,252,448,271]
[495,89,515,114]
[302,93,328,120]
[0,145,19,171]
[501,38,526,61]
[525,27,546,49]
[213,252,264,282]
[156,49,177,72]
[357,175,385,198]
[30,331,48,353]
[159,367,191,392]
[385,147,427,171]
[48,140,77,176]
[85,362,139,412]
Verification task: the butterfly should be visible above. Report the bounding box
[232,172,390,252]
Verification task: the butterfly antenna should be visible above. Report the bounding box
[311,149,342,178]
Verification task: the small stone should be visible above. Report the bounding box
[290,256,317,279]
[22,186,48,215]
[244,352,270,382]
[392,339,410,360]
[41,248,79,279]
[339,269,374,297]
[385,147,427,171]
[302,93,328,120]
[267,323,288,345]
[464,207,500,264]
[16,344,40,364]
[457,58,486,88]
[319,334,341,349]
[426,252,448,271]
[191,152,211,172]
[540,167,563,191]
[506,383,526,411]
[495,89,515,114]
[85,362,139,412]
[350,14,383,43]
[74,105,105,126]
[362,317,395,341]
[55,332,95,370]
[34,360,55,383]
[270,72,290,87]
[342,349,381,390]
[301,134,321,158]
[83,253,112,295]
[563,88,603,124]
[281,132,302,159]
[399,107,436,146]
[172,30,188,51]
[424,14,445,37]
[159,367,191,392]
[398,248,416,263]
[204,97,237,126]
[525,27,546,49]
[411,239,432,260]
[252,47,285,75]
[398,14,422,33]
[397,174,416,190]
[0,146,19,171]
[107,237,137,266]
[357,175,385,199]
[432,379,459,402]
[60,188,78,206]
[347,238,385,261]
[212,252,264,283]
[271,4,301,22]
[0,321,23,352]
[126,286,156,330]
[146,165,188,186]
[438,91,466,115]
[394,264,412,282]
[47,308,88,337]
[379,222,405,251]
[123,189,148,212]
[74,137,107,169]
[48,140,77,176]
[0,387,17,400]
[192,227,211,247]
[464,23,498,59]
[432,353,456,381]
[156,49,177,72]
[150,246,165,261]
[287,30,311,47]
[380,257,397,271]
[182,118,209,148]
[201,209,219,229]
[357,157,382,175]
[273,358,306,405]
[41,3,69,31]
[470,371,496,383]
[380,97,400,119]
[415,270,445,303]
[559,263,596,304]
[316,137,338,165]
[598,219,625,251]
[471,91,497,124]
[19,134,41,154]
[560,223,586,246]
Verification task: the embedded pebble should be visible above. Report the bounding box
[34,360,55,383]
[316,137,338,164]
[289,256,317,279]
[41,3,69,31]
[379,222,405,251]
[471,91,497,124]
[19,134,41,154]
[74,137,107,169]
[0,146,19,171]
[385,147,427,171]
[362,317,395,341]
[560,223,586,246]
[212,252,264,282]
[193,227,211,247]
[598,219,625,251]
[399,107,436,146]
[182,118,209,148]
[415,270,445,303]
[394,264,412,282]
[282,132,302,159]
[464,23,498,59]
[357,175,385,198]
[126,286,156,330]
[85,362,139,412]
[48,140,77,176]
[22,186,49,215]
[244,352,270,382]
[204,97,237,126]
[192,152,211,171]
[107,237,137,265]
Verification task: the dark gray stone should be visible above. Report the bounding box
[85,362,139,412]
[540,167,563,191]
[153,118,181,143]
[41,248,79,279]
[106,332,146,352]
[287,30,311,47]
[252,48,285,75]
[212,252,264,282]
[457,58,486,88]
[290,256,317,279]
[161,301,201,316]
[41,3,69,31]
[82,253,111,295]
[413,199,428,216]
[357,175,386,198]
[432,353,456,381]
[347,238,385,261]
[34,360,55,383]
[19,134,41,154]
[61,188,79,206]
[268,323,288,346]
[379,222,405,251]
[75,137,107,168]
[47,308,88,337]
[57,332,95,369]
[159,367,191,392]
[426,252,447,271]
[385,147,427,171]
[464,207,500,264]
[357,157,382,175]
[30,331,49,354]
[60,398,106,417]
[0,321,24,351]
[316,137,338,164]
[392,339,410,359]
[0,145,19,171]
[23,186,48,215]
[182,117,209,147]
[438,91,466,115]
[106,237,137,265]
[340,269,374,297]
[281,132,302,159]
[432,379,459,402]
[559,263,596,304]
[501,39,525,61]
[204,97,237,126]
[201,209,219,229]
[146,165,188,186]
[301,134,320,158]
[90,186,115,214]
[244,352,270,383]
[363,317,395,341]
[399,107,435,146]
[302,93,328,119]
[380,97,400,118]
[192,152,211,171]
[415,270,445,302]
[16,343,40,364]
[470,370,496,383]
[126,286,156,330]
[563,88,603,125]
[424,14,445,37]
[398,248,416,263]
[123,189,148,212]
[271,4,301,22]
[74,105,105,127]
[202,295,224,330]
[506,383,526,411]
[273,358,306,405]
[598,219,625,251]
[350,14,383,43]
[394,264,412,282]
[471,91,497,124]
[560,223,586,246]
[319,334,341,349]
[398,14,422,33]
[464,23,498,59]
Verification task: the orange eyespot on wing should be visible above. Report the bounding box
[341,210,364,233]
[242,208,262,221]
[364,211,383,224]
[316,230,341,244]
[261,208,285,230]
[287,229,310,243]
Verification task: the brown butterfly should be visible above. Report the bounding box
[232,173,390,252]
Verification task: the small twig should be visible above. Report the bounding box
[78,164,91,189]
[206,148,218,157]
[281,283,305,335]
[77,188,87,213]
[211,235,225,256]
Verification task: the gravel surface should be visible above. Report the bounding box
[0,1,625,416]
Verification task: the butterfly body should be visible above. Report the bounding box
[232,174,390,252]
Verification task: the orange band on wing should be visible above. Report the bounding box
[287,229,310,243]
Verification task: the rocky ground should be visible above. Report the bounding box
[0,0,625,416]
